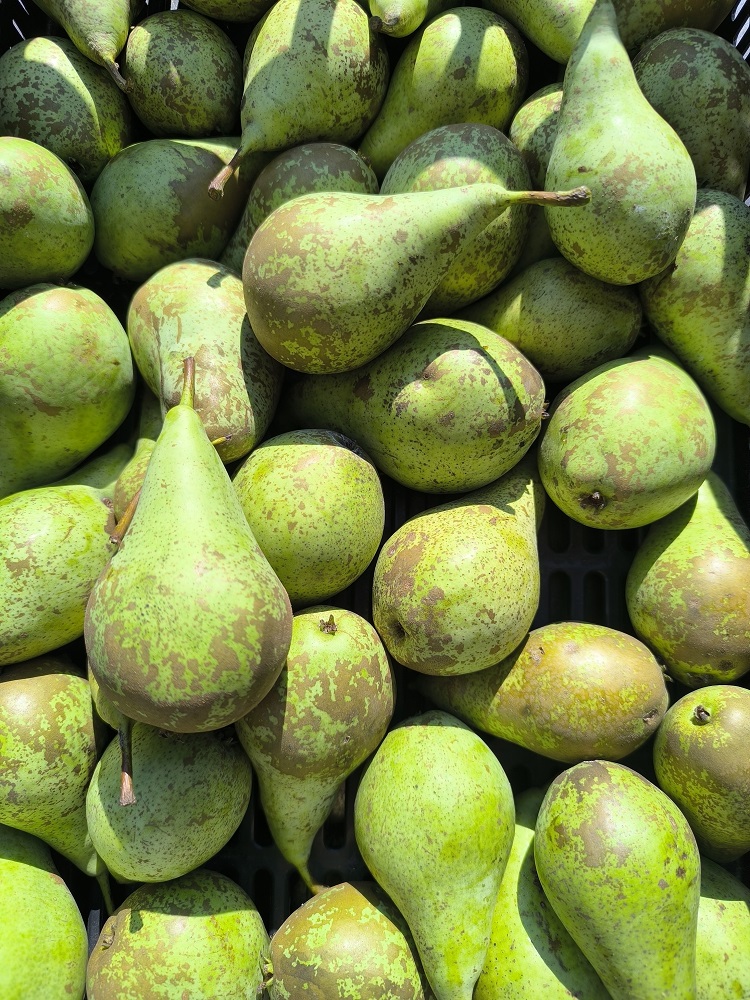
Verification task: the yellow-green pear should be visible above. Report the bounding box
[695,856,750,999]
[112,387,162,521]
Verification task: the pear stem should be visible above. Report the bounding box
[110,488,141,545]
[106,59,130,93]
[208,150,242,200]
[118,718,136,807]
[181,356,196,409]
[510,185,592,207]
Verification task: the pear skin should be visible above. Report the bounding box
[113,388,162,522]
[369,0,454,37]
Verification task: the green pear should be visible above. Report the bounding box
[652,685,750,863]
[86,868,271,999]
[220,141,378,275]
[207,0,389,197]
[113,387,163,521]
[0,656,106,878]
[460,256,642,383]
[633,28,750,200]
[0,136,94,290]
[508,82,563,189]
[232,430,385,607]
[0,443,131,665]
[695,857,750,1000]
[267,880,435,998]
[178,0,274,21]
[544,0,697,285]
[368,0,454,37]
[0,35,133,185]
[475,787,610,999]
[538,345,716,529]
[123,10,243,138]
[358,7,528,180]
[379,123,532,315]
[639,189,750,426]
[241,182,589,374]
[614,0,735,55]
[0,282,135,499]
[127,257,284,464]
[283,317,547,493]
[235,606,395,891]
[534,760,701,1000]
[85,358,293,734]
[416,621,669,762]
[0,825,87,1000]
[31,0,136,90]
[90,136,264,283]
[86,723,252,883]
[626,471,750,687]
[372,454,544,676]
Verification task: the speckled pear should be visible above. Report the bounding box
[84,358,293,734]
[534,760,701,1000]
[695,857,750,999]
[416,622,669,762]
[113,388,162,521]
[368,0,453,36]
[544,0,696,285]
[354,710,515,1000]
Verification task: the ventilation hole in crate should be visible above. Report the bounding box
[548,570,572,620]
[583,572,607,625]
[544,503,571,553]
[251,793,274,848]
[253,868,275,930]
[580,525,605,553]
[617,526,643,553]
[322,782,347,849]
[287,869,310,916]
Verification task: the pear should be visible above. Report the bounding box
[372,454,544,676]
[0,136,94,290]
[416,621,669,762]
[232,430,385,607]
[0,824,88,1000]
[354,709,515,1000]
[90,136,265,284]
[0,35,133,185]
[695,857,750,1000]
[614,0,735,55]
[652,685,750,864]
[508,83,563,189]
[475,787,610,999]
[267,880,435,998]
[235,606,395,892]
[31,0,137,91]
[379,123,532,315]
[358,7,528,180]
[242,183,589,374]
[86,722,253,883]
[207,0,389,197]
[368,0,454,37]
[113,387,162,521]
[87,868,271,999]
[0,443,131,665]
[0,656,106,878]
[283,317,547,493]
[0,282,135,499]
[534,760,701,1000]
[220,141,378,275]
[544,0,697,285]
[123,10,243,138]
[179,0,274,21]
[633,28,750,200]
[460,256,642,383]
[626,471,750,687]
[85,358,293,734]
[126,257,284,464]
[639,189,750,426]
[538,345,716,529]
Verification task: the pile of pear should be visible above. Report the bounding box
[1,0,750,996]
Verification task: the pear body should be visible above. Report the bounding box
[476,788,610,999]
[354,710,515,1000]
[372,455,544,675]
[85,387,293,734]
[626,471,750,687]
[87,869,270,999]
[86,723,253,882]
[127,258,284,464]
[232,430,385,606]
[113,388,162,521]
[235,606,394,890]
[268,880,433,998]
[380,123,531,315]
[508,82,563,189]
[0,36,133,185]
[695,857,750,1000]
[283,318,546,492]
[534,760,701,1000]
[544,0,696,285]
[417,621,668,762]
[460,255,641,383]
[359,7,528,180]
[0,825,87,1000]
[0,282,135,499]
[538,346,716,529]
[180,0,274,21]
[0,658,104,876]
[652,685,750,863]
[369,0,454,37]
[639,189,750,425]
